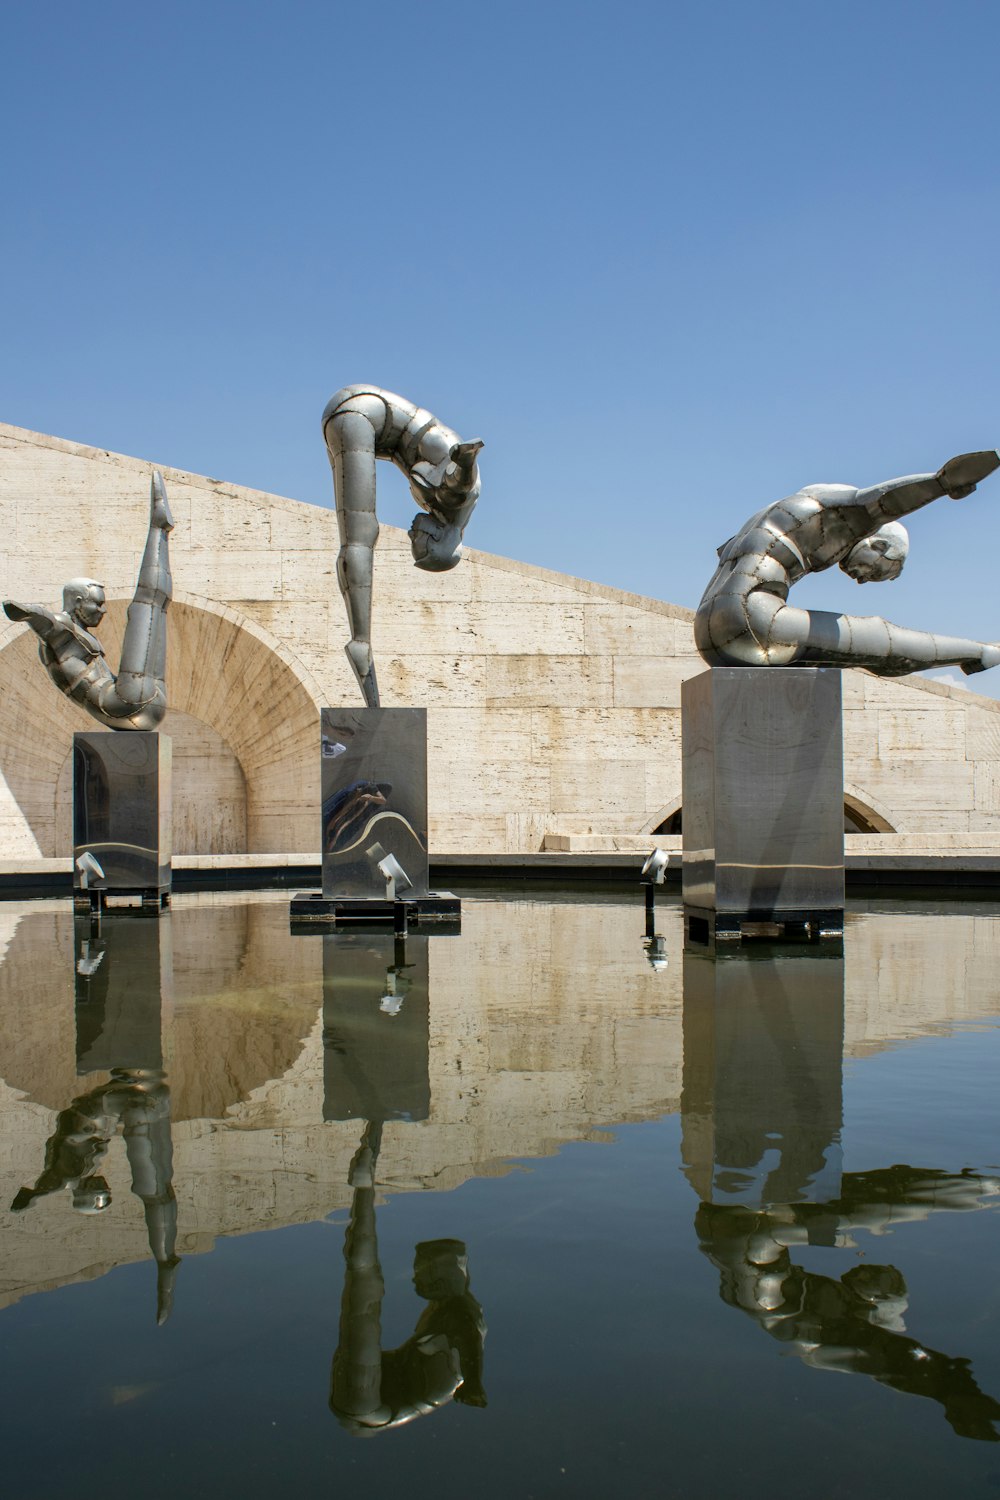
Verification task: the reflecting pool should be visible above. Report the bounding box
[1,891,999,1498]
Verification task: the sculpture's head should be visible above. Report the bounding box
[840,522,909,584]
[412,1239,470,1300]
[407,436,483,569]
[409,512,463,572]
[63,578,107,627]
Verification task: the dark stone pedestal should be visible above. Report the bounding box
[682,668,843,946]
[73,732,171,912]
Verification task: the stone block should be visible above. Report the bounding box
[966,708,1000,762]
[842,709,879,761]
[612,656,699,708]
[877,710,966,761]
[381,654,487,707]
[485,655,613,708]
[583,603,688,657]
[549,760,646,815]
[432,761,551,815]
[530,706,679,762]
[860,760,974,811]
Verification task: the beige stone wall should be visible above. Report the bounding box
[2,421,999,855]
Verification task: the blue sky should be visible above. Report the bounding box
[3,0,999,680]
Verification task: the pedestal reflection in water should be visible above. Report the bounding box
[323,933,430,1123]
[682,947,1000,1443]
[12,912,179,1323]
[0,893,999,1495]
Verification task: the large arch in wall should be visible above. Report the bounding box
[642,786,898,837]
[0,594,322,855]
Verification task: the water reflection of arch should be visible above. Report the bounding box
[0,594,322,855]
[0,901,322,1121]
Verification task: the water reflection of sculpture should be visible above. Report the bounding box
[696,1170,1000,1443]
[10,1068,180,1325]
[682,951,1000,1441]
[2,470,174,729]
[323,933,487,1432]
[322,386,483,707]
[695,449,1000,675]
[330,1122,487,1433]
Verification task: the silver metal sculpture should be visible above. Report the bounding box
[695,450,1000,675]
[330,1122,487,1432]
[3,470,174,729]
[322,385,483,706]
[11,1068,180,1324]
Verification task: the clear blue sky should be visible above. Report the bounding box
[3,0,999,677]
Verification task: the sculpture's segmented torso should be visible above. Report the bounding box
[322,386,462,508]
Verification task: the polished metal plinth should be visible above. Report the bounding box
[73,732,171,911]
[292,706,460,929]
[682,667,843,945]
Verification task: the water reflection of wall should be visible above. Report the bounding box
[2,897,1000,1314]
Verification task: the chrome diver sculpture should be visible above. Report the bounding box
[11,1067,180,1325]
[329,1122,487,1432]
[696,1166,1000,1442]
[695,450,1000,676]
[2,470,174,729]
[322,385,483,706]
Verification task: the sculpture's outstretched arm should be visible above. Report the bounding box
[324,408,381,707]
[1,600,62,641]
[856,450,1000,527]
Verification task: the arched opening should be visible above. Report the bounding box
[0,597,321,855]
[650,791,897,837]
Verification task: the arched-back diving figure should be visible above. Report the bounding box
[322,386,483,707]
[695,450,1000,676]
[3,470,174,730]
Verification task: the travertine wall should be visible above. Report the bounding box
[2,421,1000,855]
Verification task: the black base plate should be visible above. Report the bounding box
[290,890,461,932]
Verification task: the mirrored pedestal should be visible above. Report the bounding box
[682,667,843,947]
[291,708,460,930]
[73,732,171,913]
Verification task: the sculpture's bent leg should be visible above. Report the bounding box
[772,606,1000,677]
[99,471,173,729]
[330,1122,391,1427]
[699,592,1000,676]
[119,1078,180,1324]
[694,591,798,667]
[325,410,381,708]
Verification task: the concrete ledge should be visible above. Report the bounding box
[544,832,1000,855]
[4,849,1000,897]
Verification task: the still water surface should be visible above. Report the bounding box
[1,891,999,1499]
